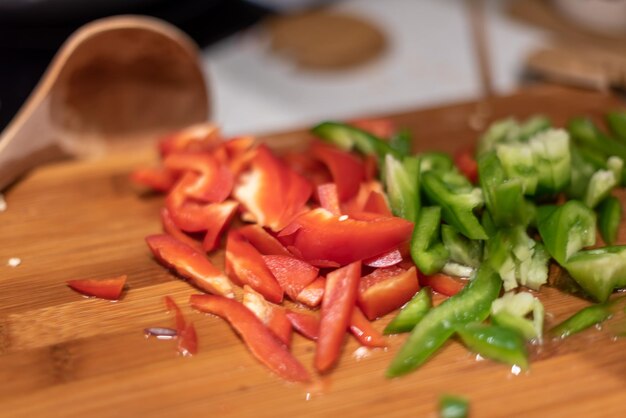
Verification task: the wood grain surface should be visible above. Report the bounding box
[1,86,626,418]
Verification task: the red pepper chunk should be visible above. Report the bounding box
[357,266,419,320]
[225,230,283,303]
[237,224,291,256]
[317,183,342,215]
[295,277,326,307]
[67,275,127,300]
[164,153,233,203]
[363,248,403,268]
[349,307,388,348]
[312,141,365,201]
[190,294,310,382]
[233,145,312,231]
[454,145,479,184]
[262,255,319,301]
[363,190,393,216]
[163,296,197,356]
[286,309,320,340]
[146,234,234,298]
[242,286,292,347]
[315,261,361,373]
[286,208,413,266]
[421,273,467,297]
[160,208,204,253]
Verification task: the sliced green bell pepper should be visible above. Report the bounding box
[439,395,469,418]
[410,206,449,275]
[597,196,622,245]
[528,129,571,195]
[441,224,483,268]
[383,287,432,334]
[384,154,420,222]
[564,246,626,302]
[550,302,614,339]
[311,121,399,159]
[456,322,529,370]
[491,291,544,341]
[386,265,501,377]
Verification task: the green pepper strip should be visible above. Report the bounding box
[564,246,626,302]
[441,224,482,268]
[384,287,432,334]
[439,395,469,418]
[456,322,529,370]
[597,196,622,245]
[421,171,487,240]
[550,302,614,339]
[606,111,626,143]
[410,206,449,275]
[311,121,399,159]
[386,265,501,377]
[384,154,420,223]
[536,200,596,266]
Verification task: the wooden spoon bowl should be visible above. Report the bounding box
[0,15,209,190]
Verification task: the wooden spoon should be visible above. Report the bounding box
[0,15,209,191]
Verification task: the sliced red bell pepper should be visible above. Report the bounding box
[262,254,319,300]
[341,181,384,215]
[421,273,467,297]
[282,151,332,191]
[286,309,320,340]
[363,190,393,216]
[146,234,234,297]
[349,307,388,348]
[200,201,239,252]
[350,118,396,139]
[285,208,413,266]
[237,224,291,256]
[363,248,403,268]
[177,322,198,356]
[311,141,365,201]
[317,183,342,215]
[158,123,221,157]
[242,286,292,346]
[295,277,326,307]
[454,145,479,184]
[164,153,233,203]
[130,167,177,192]
[315,261,361,373]
[190,294,310,382]
[160,207,204,252]
[357,266,419,320]
[225,229,283,303]
[164,295,187,330]
[363,154,379,181]
[233,145,312,231]
[67,275,127,300]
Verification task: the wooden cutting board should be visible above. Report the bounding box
[1,86,626,418]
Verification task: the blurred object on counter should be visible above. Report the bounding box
[509,0,626,93]
[267,11,386,70]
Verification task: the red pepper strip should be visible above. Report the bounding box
[349,307,388,348]
[262,255,319,300]
[420,273,467,297]
[363,190,393,217]
[242,286,292,347]
[233,145,312,231]
[350,118,396,139]
[363,248,403,268]
[317,183,342,215]
[158,123,221,157]
[341,181,384,215]
[363,155,378,182]
[160,208,204,252]
[286,208,414,266]
[164,153,233,203]
[164,295,187,331]
[358,266,419,320]
[454,145,478,184]
[237,224,291,256]
[286,309,320,340]
[296,277,326,307]
[315,261,361,373]
[67,275,127,300]
[130,167,177,192]
[201,201,239,252]
[190,294,310,382]
[146,234,234,298]
[311,141,365,201]
[177,322,198,356]
[225,230,283,303]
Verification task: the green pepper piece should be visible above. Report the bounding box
[410,206,449,275]
[584,163,620,209]
[491,291,544,341]
[597,196,622,245]
[421,171,487,240]
[564,246,626,302]
[386,265,501,377]
[419,151,455,174]
[567,146,597,200]
[518,115,551,141]
[528,129,571,195]
[456,322,529,370]
[537,200,596,266]
[439,395,469,418]
[550,303,613,339]
[441,224,483,268]
[477,118,520,157]
[568,117,626,162]
[384,287,432,334]
[606,110,626,143]
[384,154,420,222]
[389,129,412,157]
[311,121,399,159]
